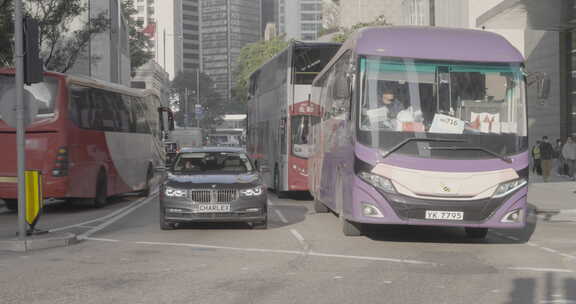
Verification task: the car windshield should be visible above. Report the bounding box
[358,56,528,158]
[172,152,253,173]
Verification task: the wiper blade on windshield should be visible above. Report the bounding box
[425,146,513,163]
[382,138,466,159]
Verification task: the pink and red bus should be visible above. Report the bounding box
[0,69,172,210]
[247,41,340,195]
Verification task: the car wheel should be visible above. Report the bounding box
[3,199,18,211]
[314,200,329,213]
[251,219,267,230]
[160,218,175,230]
[465,228,488,239]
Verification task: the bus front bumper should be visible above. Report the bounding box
[346,176,528,229]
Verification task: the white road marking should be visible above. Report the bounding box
[82,237,120,242]
[49,196,152,233]
[290,229,309,251]
[274,209,289,224]
[84,238,438,266]
[507,267,575,273]
[77,195,155,240]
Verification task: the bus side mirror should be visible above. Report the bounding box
[538,76,550,101]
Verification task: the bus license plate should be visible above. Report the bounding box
[425,211,464,221]
[193,204,231,213]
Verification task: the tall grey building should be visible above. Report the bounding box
[262,0,277,36]
[182,0,201,73]
[278,0,322,40]
[201,0,262,103]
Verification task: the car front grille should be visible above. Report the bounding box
[188,189,239,203]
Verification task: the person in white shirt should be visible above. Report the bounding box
[562,136,576,180]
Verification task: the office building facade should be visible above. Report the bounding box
[201,0,261,103]
[278,0,322,40]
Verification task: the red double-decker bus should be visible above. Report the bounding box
[0,69,172,210]
[246,41,340,196]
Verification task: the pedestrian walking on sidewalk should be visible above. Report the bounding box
[554,138,565,176]
[532,140,542,176]
[540,136,554,182]
[562,136,576,180]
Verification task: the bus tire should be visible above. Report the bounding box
[274,167,286,199]
[465,227,488,239]
[92,171,108,208]
[3,199,18,211]
[314,200,329,213]
[140,166,153,197]
[342,218,363,237]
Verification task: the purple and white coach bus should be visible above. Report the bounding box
[308,27,528,238]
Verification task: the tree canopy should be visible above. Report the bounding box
[122,0,154,76]
[0,0,109,72]
[232,36,290,104]
[331,15,391,43]
[171,71,225,128]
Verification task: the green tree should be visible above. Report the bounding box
[232,36,290,104]
[331,15,391,43]
[0,0,13,66]
[122,0,154,76]
[0,0,109,72]
[171,71,225,129]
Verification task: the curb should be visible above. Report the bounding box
[0,232,78,252]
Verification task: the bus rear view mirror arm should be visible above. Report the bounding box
[525,72,550,102]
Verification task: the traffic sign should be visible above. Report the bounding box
[194,104,203,114]
[0,88,38,128]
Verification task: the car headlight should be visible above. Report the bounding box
[358,171,397,193]
[493,178,527,198]
[165,187,187,198]
[240,185,265,197]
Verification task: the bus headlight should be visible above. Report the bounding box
[493,178,527,198]
[165,187,187,198]
[240,185,265,197]
[358,172,397,194]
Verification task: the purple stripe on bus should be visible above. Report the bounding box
[355,27,524,63]
[355,143,529,172]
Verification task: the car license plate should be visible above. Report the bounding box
[192,204,231,213]
[425,210,464,221]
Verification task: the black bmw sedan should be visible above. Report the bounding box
[159,147,267,230]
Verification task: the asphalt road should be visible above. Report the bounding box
[1,192,576,304]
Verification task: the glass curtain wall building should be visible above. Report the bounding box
[201,0,261,103]
[277,0,322,41]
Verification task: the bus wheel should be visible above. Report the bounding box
[3,199,18,211]
[93,171,108,208]
[314,200,329,213]
[274,167,286,199]
[465,228,488,239]
[140,166,153,197]
[342,218,363,237]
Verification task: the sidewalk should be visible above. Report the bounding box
[528,178,576,221]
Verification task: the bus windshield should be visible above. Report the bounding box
[0,75,59,122]
[358,57,528,159]
[291,115,319,158]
